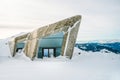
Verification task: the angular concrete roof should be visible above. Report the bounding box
[9,15,82,60]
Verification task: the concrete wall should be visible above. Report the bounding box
[9,15,82,60]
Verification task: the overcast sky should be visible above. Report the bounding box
[0,0,120,41]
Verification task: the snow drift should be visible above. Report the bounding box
[0,47,120,80]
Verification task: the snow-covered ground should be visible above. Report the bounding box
[0,47,120,80]
[0,39,11,56]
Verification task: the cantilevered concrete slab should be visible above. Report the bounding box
[9,15,82,60]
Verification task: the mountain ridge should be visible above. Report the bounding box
[75,41,120,54]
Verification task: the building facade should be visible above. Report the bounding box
[9,15,82,60]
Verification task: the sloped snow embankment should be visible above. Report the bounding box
[0,47,120,80]
[0,39,11,57]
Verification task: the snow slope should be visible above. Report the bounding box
[0,47,120,80]
[0,39,11,57]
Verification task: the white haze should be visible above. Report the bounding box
[0,0,120,41]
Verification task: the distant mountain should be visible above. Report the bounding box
[75,41,120,54]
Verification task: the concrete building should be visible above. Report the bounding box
[9,15,82,60]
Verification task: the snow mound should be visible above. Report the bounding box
[73,47,86,56]
[100,49,113,53]
[73,47,81,55]
[34,56,70,62]
[14,51,31,61]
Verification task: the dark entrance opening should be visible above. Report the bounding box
[42,48,56,58]
[16,42,25,53]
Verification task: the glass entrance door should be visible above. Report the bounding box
[43,48,55,58]
[43,49,49,57]
[49,49,54,57]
